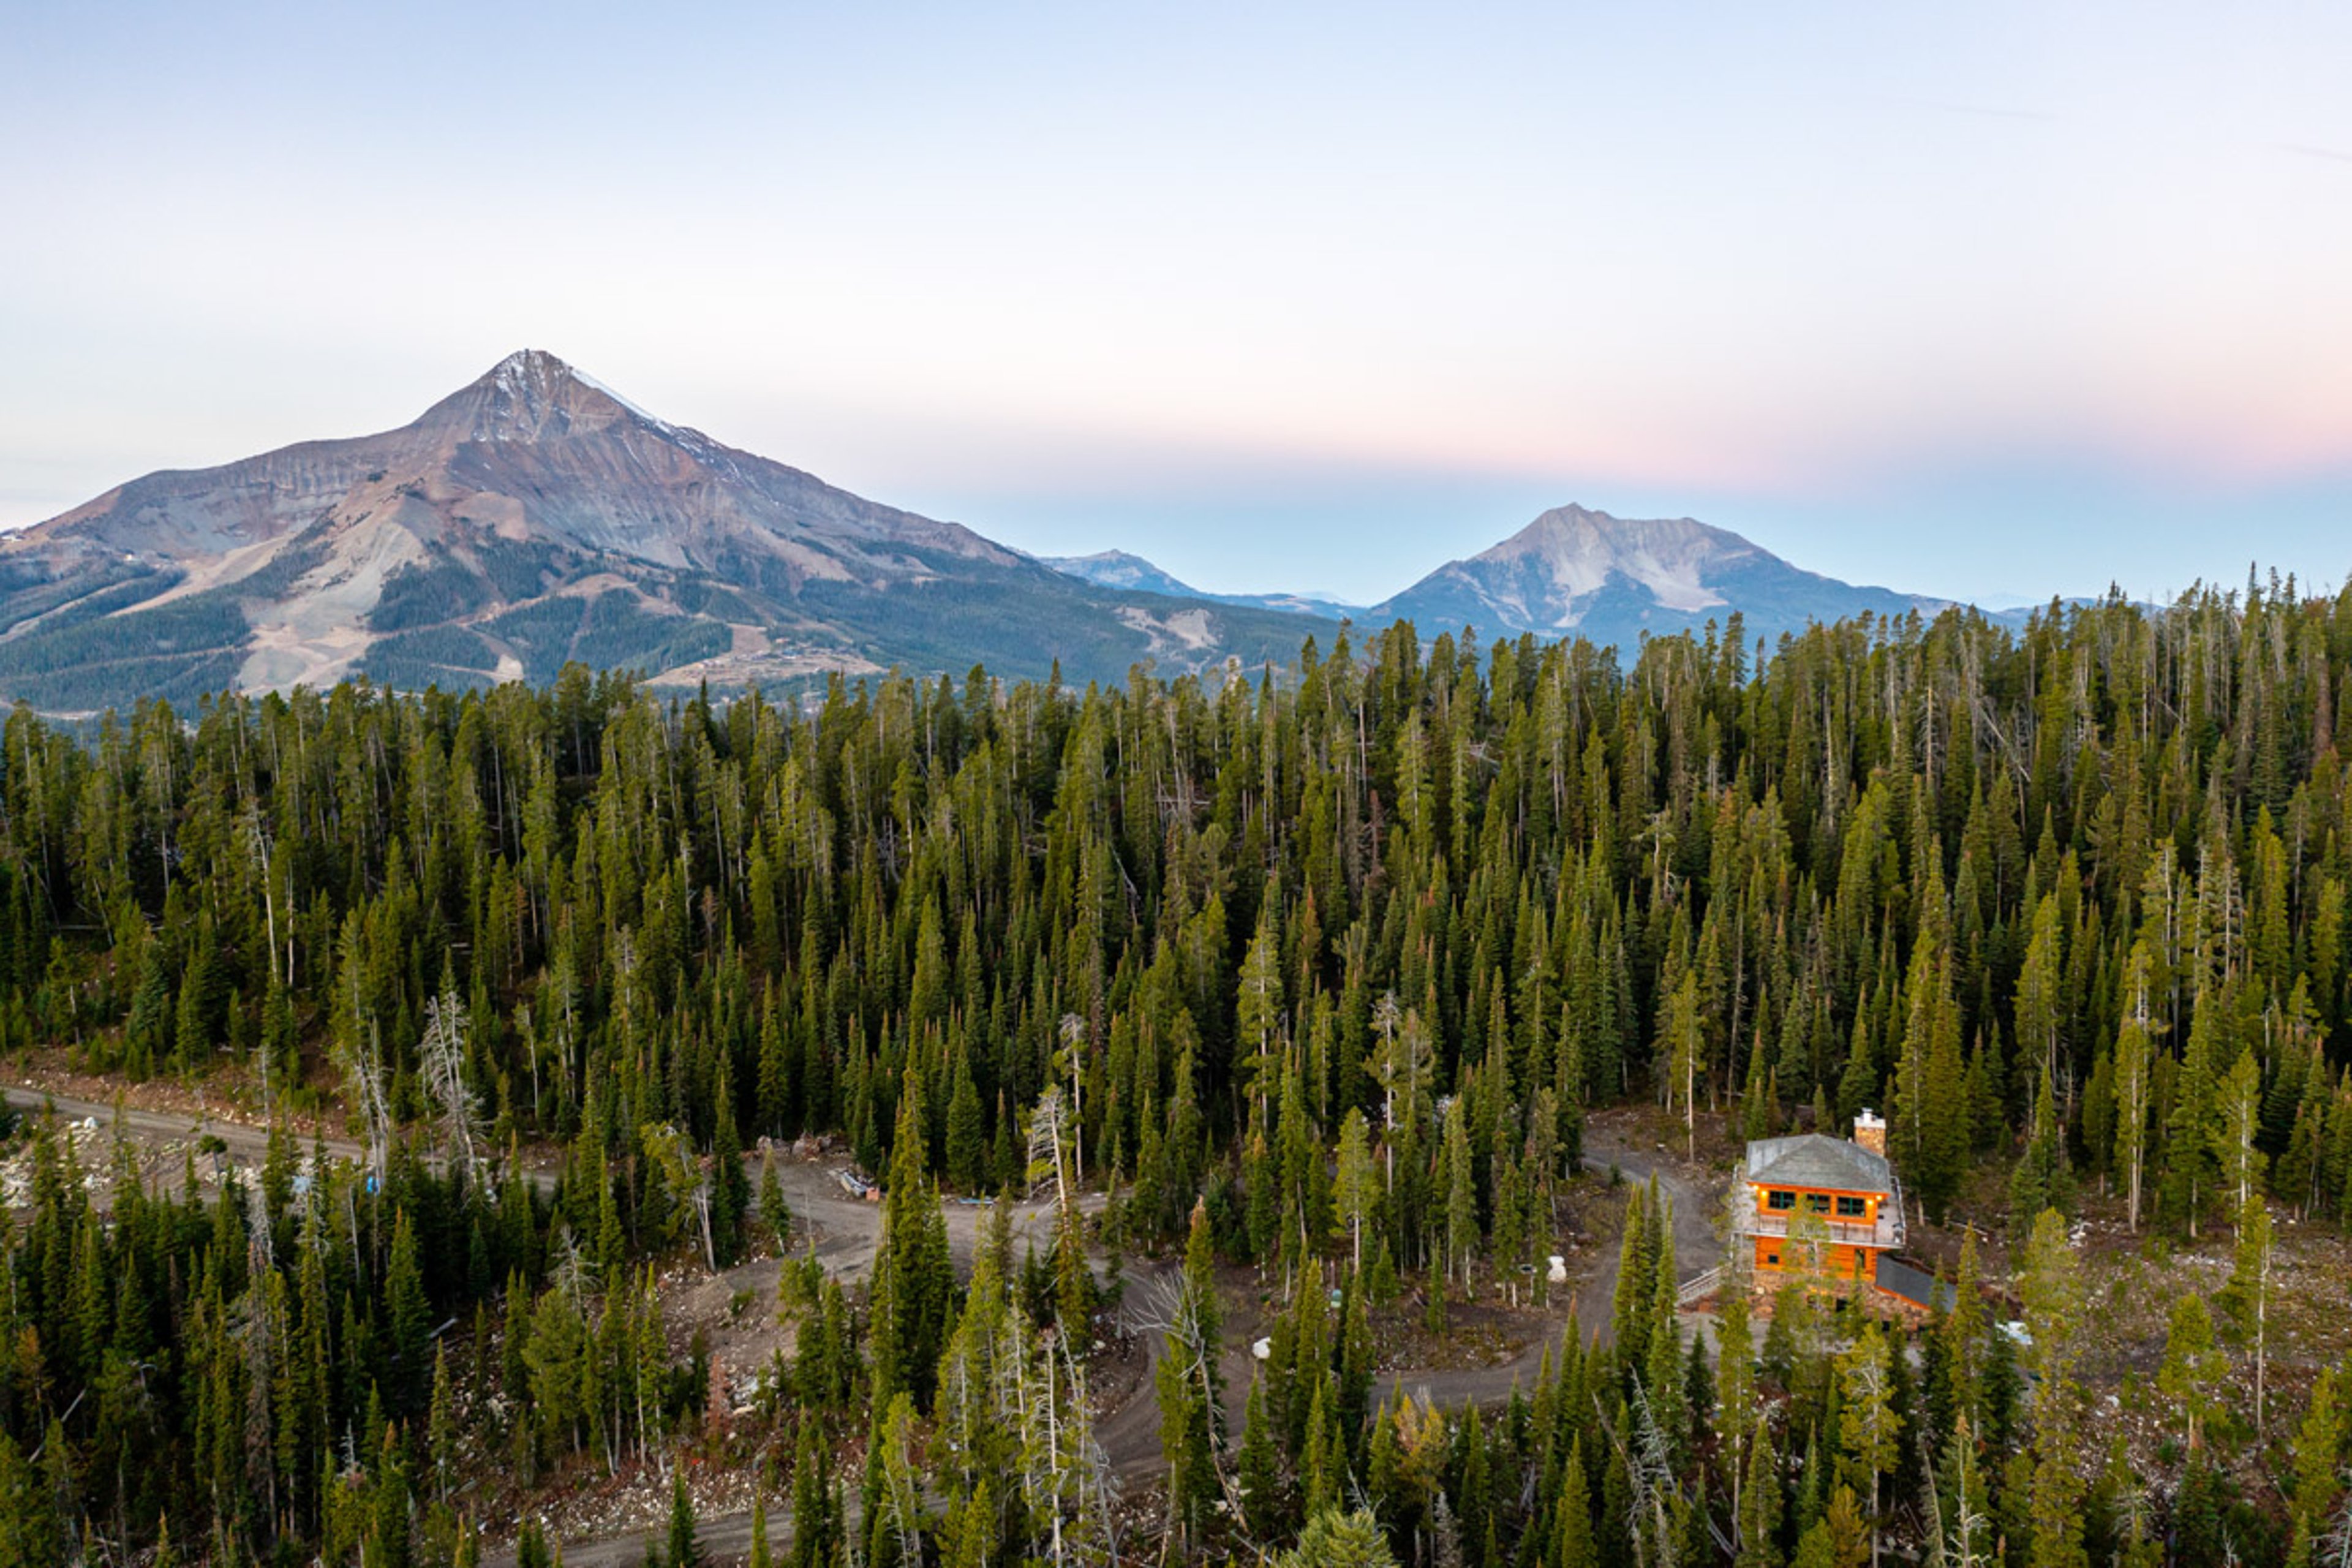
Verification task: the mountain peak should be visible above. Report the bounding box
[1368,500,1920,641]
[481,347,576,393]
[1485,503,1731,556]
[1,349,1314,710]
[415,349,654,443]
[1460,504,1752,615]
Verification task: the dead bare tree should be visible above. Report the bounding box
[1128,1273,1235,1520]
[420,987,484,1191]
[552,1223,592,1303]
[2318,1492,2352,1568]
[342,1019,393,1194]
[641,1123,716,1271]
[1058,1012,1088,1186]
[1027,1085,1070,1210]
[1597,1376,1736,1568]
[1011,1318,1117,1565]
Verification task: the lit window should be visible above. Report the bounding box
[1766,1190,1796,1211]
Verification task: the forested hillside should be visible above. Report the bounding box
[1,585,2351,1567]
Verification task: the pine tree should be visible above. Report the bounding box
[0,1431,59,1568]
[870,1071,951,1408]
[2162,1000,2225,1236]
[1792,1483,1867,1568]
[710,1060,748,1267]
[2217,1191,2274,1436]
[1717,1279,1757,1512]
[2113,943,2156,1232]
[1918,989,1972,1221]
[944,1047,986,1194]
[2291,1365,2343,1546]
[1931,1417,1992,1568]
[2213,1046,2267,1213]
[757,995,794,1136]
[428,1341,456,1501]
[789,1416,835,1568]
[757,1149,791,1253]
[943,1480,993,1568]
[1554,1436,1597,1568]
[1736,1417,1783,1568]
[1275,1507,1398,1568]
[1238,908,1286,1137]
[369,1427,415,1568]
[1662,971,1703,1160]
[1333,1109,1377,1272]
[2008,1063,2075,1235]
[1239,1370,1283,1542]
[666,1471,701,1568]
[1610,1182,1654,1365]
[2026,1451,2087,1568]
[1936,1231,1987,1434]
[1158,1199,1224,1544]
[1643,1275,1689,1461]
[2017,1208,2083,1436]
[1302,1374,1342,1517]
[388,1209,431,1416]
[2156,1292,2223,1452]
[1441,1096,1478,1292]
[1836,1322,1899,1568]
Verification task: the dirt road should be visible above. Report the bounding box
[766,1159,1097,1287]
[1373,1131,1723,1416]
[1,1082,572,1198]
[4,1082,355,1169]
[1572,1133,1724,1335]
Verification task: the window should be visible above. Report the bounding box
[1765,1253,1781,1267]
[1766,1189,1795,1211]
[1836,1196,1868,1218]
[1806,1193,1831,1213]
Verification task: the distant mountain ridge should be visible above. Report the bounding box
[1040,550,1364,620]
[0,351,1327,710]
[1042,503,1934,650]
[1365,503,1932,646]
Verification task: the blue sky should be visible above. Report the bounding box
[4,2,2350,605]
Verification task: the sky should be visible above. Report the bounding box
[4,1,2351,606]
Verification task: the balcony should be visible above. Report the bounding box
[1735,1172,1907,1252]
[1736,1210,1904,1250]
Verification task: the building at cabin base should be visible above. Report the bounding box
[1736,1110,1951,1313]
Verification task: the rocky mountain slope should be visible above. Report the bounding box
[0,352,1326,709]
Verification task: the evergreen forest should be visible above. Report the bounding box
[0,589,2350,1568]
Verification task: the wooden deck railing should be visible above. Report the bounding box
[1733,1210,1903,1249]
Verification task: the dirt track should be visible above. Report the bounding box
[3,1082,356,1169]
[1,1081,575,1200]
[1367,1131,1720,1417]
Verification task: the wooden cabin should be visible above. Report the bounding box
[1736,1112,1909,1295]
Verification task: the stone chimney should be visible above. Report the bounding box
[1852,1109,1887,1158]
